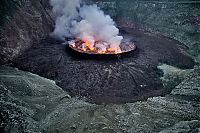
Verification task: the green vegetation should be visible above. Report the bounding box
[0,0,24,27]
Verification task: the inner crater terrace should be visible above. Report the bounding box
[0,0,200,132]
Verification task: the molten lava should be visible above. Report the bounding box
[84,39,95,51]
[69,39,122,54]
[68,39,136,55]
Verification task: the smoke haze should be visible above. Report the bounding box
[50,0,81,39]
[50,0,123,51]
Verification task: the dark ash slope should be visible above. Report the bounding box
[13,28,195,104]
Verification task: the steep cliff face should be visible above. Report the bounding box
[0,0,54,65]
[97,0,200,62]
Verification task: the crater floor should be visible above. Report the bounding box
[13,28,195,104]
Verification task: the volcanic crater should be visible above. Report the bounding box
[13,27,195,104]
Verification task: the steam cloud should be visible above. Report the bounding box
[50,0,123,51]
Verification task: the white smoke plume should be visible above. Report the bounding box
[50,0,123,51]
[50,0,81,39]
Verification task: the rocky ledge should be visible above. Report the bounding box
[0,66,199,132]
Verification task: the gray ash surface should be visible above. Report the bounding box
[12,28,195,104]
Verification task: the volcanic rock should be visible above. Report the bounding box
[13,28,195,104]
[0,0,53,65]
[0,66,199,132]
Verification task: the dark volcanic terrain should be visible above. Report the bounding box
[13,28,195,104]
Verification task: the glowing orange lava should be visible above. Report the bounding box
[68,39,125,55]
[84,39,95,51]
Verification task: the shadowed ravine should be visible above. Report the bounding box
[13,28,195,104]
